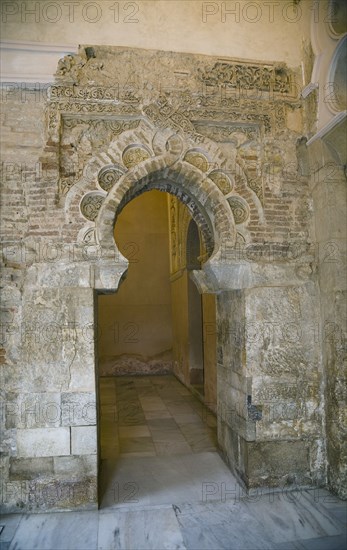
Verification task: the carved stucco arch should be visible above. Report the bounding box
[95,153,236,292]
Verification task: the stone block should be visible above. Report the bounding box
[61,392,96,426]
[71,426,97,455]
[34,263,93,288]
[9,457,54,480]
[6,393,61,429]
[17,428,70,458]
[53,455,97,478]
[247,440,311,487]
[18,287,96,393]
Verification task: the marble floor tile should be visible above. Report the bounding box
[139,396,167,411]
[0,514,22,546]
[117,412,147,426]
[118,425,151,438]
[166,402,197,415]
[180,523,273,550]
[133,378,153,386]
[120,451,157,458]
[135,387,158,397]
[8,511,99,550]
[172,413,203,425]
[144,409,173,420]
[100,414,118,424]
[115,378,135,385]
[98,507,186,550]
[152,432,190,444]
[119,436,156,454]
[100,375,218,458]
[99,452,240,509]
[100,393,117,405]
[147,418,180,428]
[101,447,120,458]
[154,441,193,456]
[3,415,346,550]
[176,490,345,548]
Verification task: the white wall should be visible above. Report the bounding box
[1,0,312,80]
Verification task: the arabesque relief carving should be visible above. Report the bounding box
[227,196,250,224]
[208,170,233,194]
[122,145,151,169]
[197,61,293,95]
[80,193,105,221]
[184,150,210,172]
[44,46,302,245]
[98,165,126,192]
[58,117,140,195]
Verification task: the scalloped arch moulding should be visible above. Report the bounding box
[48,44,311,294]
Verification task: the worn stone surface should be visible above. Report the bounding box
[53,455,97,479]
[61,393,96,427]
[71,426,97,456]
[16,428,71,458]
[0,43,345,512]
[9,458,54,480]
[308,155,347,499]
[247,440,311,488]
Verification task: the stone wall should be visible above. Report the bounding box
[217,282,325,489]
[0,89,100,512]
[307,139,347,499]
[304,0,347,499]
[1,44,343,511]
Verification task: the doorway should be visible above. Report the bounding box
[97,190,218,507]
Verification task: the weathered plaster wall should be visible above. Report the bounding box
[98,190,173,376]
[1,0,311,67]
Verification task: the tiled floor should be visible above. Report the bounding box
[2,488,346,549]
[1,375,346,549]
[99,375,218,459]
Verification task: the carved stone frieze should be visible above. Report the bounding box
[248,178,264,201]
[80,193,105,221]
[143,99,196,137]
[98,165,126,192]
[63,117,140,135]
[209,170,233,194]
[228,196,250,224]
[55,47,297,101]
[189,101,285,134]
[46,46,302,221]
[82,227,97,244]
[51,83,140,104]
[122,145,151,169]
[184,150,209,172]
[194,122,261,142]
[48,100,138,132]
[58,117,140,195]
[197,61,293,95]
